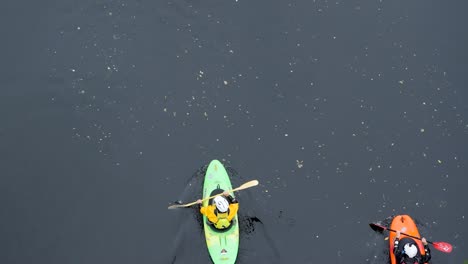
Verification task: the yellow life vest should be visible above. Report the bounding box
[214,211,231,229]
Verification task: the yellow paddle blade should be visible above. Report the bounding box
[231,180,259,192]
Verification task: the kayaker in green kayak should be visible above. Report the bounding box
[196,191,239,230]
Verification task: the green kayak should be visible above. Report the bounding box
[202,160,239,264]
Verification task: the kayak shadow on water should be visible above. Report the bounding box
[168,164,293,264]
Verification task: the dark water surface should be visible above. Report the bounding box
[1,0,467,263]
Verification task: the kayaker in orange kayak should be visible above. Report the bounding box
[196,191,239,230]
[394,230,431,263]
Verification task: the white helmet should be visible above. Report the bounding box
[213,196,229,213]
[404,243,418,258]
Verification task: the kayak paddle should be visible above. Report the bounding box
[168,180,259,209]
[369,223,453,253]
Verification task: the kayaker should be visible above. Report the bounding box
[196,191,239,230]
[394,230,431,263]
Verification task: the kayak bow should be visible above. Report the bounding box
[389,215,428,264]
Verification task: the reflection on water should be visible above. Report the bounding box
[169,162,289,263]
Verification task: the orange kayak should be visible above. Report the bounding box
[389,215,428,264]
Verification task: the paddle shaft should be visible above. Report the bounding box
[370,223,452,253]
[196,180,257,204]
[383,225,434,245]
[168,180,258,209]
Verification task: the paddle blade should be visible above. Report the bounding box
[168,204,186,209]
[239,180,259,189]
[369,223,387,233]
[432,241,453,253]
[168,201,197,209]
[231,180,259,192]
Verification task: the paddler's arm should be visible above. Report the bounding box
[200,204,219,224]
[393,231,401,255]
[222,191,239,221]
[222,191,238,204]
[421,237,431,262]
[227,203,239,221]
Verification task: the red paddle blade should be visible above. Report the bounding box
[432,241,453,253]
